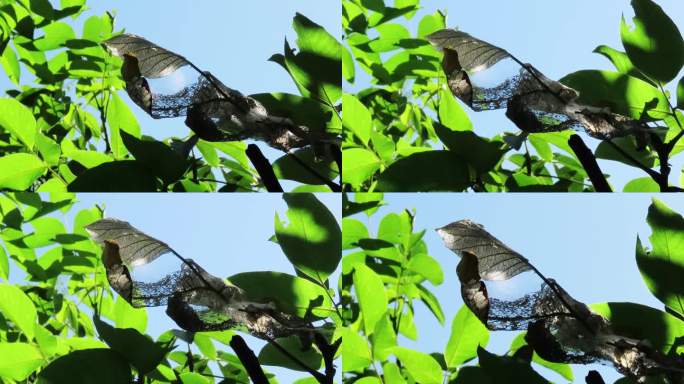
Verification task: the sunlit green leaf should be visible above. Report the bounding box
[621,0,684,83]
[444,305,489,368]
[343,94,372,145]
[0,98,36,149]
[353,264,388,334]
[113,295,147,333]
[228,271,333,319]
[560,70,669,119]
[392,347,442,384]
[275,193,341,282]
[0,342,44,381]
[342,148,381,189]
[0,153,46,191]
[636,198,684,316]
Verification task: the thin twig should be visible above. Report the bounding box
[246,144,284,192]
[567,135,612,192]
[229,335,269,384]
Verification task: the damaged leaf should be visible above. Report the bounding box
[438,219,684,382]
[86,218,321,340]
[427,29,654,141]
[103,34,337,152]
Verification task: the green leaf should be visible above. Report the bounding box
[377,212,410,246]
[559,70,669,119]
[113,295,147,333]
[0,98,36,149]
[279,14,341,104]
[439,89,472,131]
[251,92,338,134]
[477,347,549,384]
[38,349,132,384]
[228,271,333,319]
[594,136,656,168]
[444,305,489,368]
[258,335,322,371]
[36,133,60,166]
[621,0,684,83]
[275,193,341,282]
[28,0,55,20]
[371,315,397,361]
[0,153,46,190]
[593,45,653,84]
[273,147,339,185]
[382,361,407,384]
[677,76,684,110]
[353,264,388,334]
[343,94,371,145]
[392,347,442,384]
[0,283,37,340]
[1,45,20,85]
[342,148,381,188]
[68,161,158,192]
[434,124,506,174]
[417,11,445,38]
[34,22,75,50]
[179,372,210,384]
[0,246,8,280]
[590,302,684,353]
[342,218,368,250]
[407,254,443,285]
[417,285,445,325]
[636,198,684,316]
[623,177,660,192]
[121,131,187,185]
[94,317,169,374]
[193,333,216,359]
[342,45,355,82]
[61,139,112,168]
[341,327,371,372]
[0,342,44,380]
[376,151,470,192]
[107,92,141,159]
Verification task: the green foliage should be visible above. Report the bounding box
[275,193,342,283]
[0,192,342,383]
[342,0,684,192]
[636,198,684,318]
[0,2,340,192]
[444,305,489,369]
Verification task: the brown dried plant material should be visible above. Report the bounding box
[87,218,314,340]
[437,220,684,381]
[427,30,650,141]
[103,34,335,152]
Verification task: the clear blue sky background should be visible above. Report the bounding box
[0,0,342,189]
[346,0,684,190]
[9,193,340,383]
[350,193,684,383]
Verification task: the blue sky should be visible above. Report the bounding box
[346,0,684,190]
[8,193,340,383]
[350,193,684,383]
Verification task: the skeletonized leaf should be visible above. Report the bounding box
[104,34,190,78]
[87,218,318,340]
[437,220,530,280]
[85,218,171,267]
[426,29,510,73]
